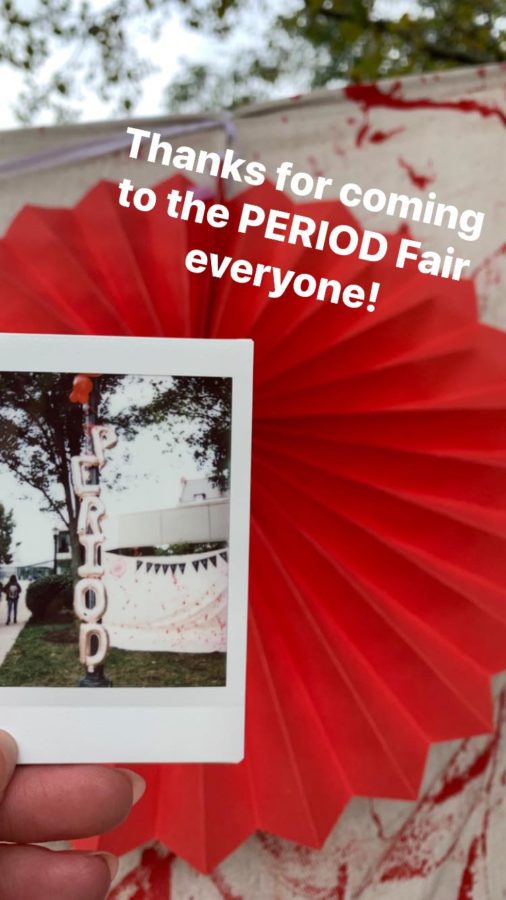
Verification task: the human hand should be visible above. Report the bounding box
[0,730,145,899]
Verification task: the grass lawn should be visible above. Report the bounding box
[0,622,226,688]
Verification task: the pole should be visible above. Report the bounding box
[79,380,112,688]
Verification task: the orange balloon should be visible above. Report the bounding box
[69,374,94,404]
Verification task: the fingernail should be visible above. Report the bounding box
[92,851,119,881]
[116,768,146,806]
[0,731,17,792]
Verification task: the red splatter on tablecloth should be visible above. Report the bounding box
[111,681,506,898]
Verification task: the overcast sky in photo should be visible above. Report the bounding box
[0,375,207,566]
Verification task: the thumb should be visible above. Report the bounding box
[0,732,17,798]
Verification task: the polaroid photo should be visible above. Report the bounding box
[0,334,253,764]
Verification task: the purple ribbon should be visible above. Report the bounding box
[0,113,237,179]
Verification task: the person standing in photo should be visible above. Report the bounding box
[4,576,21,626]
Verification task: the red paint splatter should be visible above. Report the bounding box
[307,154,324,177]
[209,870,244,899]
[336,863,348,900]
[472,241,506,278]
[109,847,173,899]
[369,800,389,841]
[473,240,506,298]
[345,82,506,127]
[378,730,499,884]
[355,120,405,147]
[379,824,465,885]
[431,740,495,805]
[257,832,283,859]
[369,127,405,143]
[458,835,480,899]
[355,121,370,146]
[381,859,430,882]
[398,157,435,189]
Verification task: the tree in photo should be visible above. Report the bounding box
[0,504,15,566]
[120,376,232,492]
[0,372,124,573]
[0,372,231,572]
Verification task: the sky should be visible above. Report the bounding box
[0,376,208,566]
[0,7,204,129]
[0,0,419,129]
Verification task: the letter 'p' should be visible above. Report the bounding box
[238,203,266,234]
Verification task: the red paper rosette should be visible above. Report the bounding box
[2,177,506,871]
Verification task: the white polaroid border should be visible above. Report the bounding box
[0,334,253,764]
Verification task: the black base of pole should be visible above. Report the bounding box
[79,667,112,688]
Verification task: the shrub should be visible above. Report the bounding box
[26,574,73,623]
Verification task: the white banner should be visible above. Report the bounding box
[102,549,228,653]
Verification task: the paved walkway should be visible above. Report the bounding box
[0,590,30,667]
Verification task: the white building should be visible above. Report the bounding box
[54,527,72,573]
[178,476,225,505]
[105,477,229,552]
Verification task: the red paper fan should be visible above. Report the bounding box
[3,177,506,871]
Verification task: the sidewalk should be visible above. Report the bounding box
[0,590,30,667]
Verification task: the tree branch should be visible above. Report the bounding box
[0,459,68,528]
[319,8,501,66]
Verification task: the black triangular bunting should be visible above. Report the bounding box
[219,551,228,562]
[154,564,161,574]
[169,564,178,574]
[209,555,217,567]
[178,563,186,574]
[201,558,208,570]
[136,560,143,571]
[192,560,199,572]
[146,563,153,573]
[162,564,169,574]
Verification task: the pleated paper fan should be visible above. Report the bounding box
[3,177,506,871]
